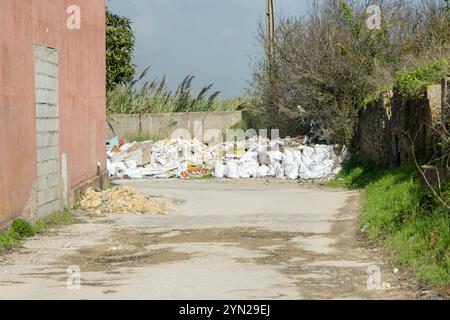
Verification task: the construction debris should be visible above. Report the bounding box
[107,136,349,181]
[80,186,171,215]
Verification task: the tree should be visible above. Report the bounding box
[106,7,136,91]
[249,0,450,145]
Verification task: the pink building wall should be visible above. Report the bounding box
[0,0,107,223]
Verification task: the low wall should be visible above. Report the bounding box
[107,111,243,141]
[355,82,446,167]
[355,92,393,166]
[391,94,434,165]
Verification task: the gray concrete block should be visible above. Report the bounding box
[37,118,58,133]
[37,199,61,218]
[36,104,58,118]
[37,133,59,148]
[37,187,59,206]
[37,160,58,177]
[37,146,58,162]
[37,174,59,191]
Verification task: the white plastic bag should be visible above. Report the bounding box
[214,163,226,178]
[226,161,240,179]
[285,163,299,180]
[255,165,271,178]
[275,163,285,179]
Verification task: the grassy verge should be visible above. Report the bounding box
[0,210,78,252]
[327,161,449,290]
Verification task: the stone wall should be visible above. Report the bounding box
[355,83,445,167]
[355,92,393,166]
[442,77,450,129]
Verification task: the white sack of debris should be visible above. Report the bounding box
[107,136,348,181]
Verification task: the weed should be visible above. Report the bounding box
[328,161,449,287]
[126,131,165,143]
[11,219,35,238]
[0,210,78,251]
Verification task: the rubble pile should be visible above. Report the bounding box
[107,136,348,181]
[80,186,170,215]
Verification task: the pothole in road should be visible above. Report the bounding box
[53,227,323,273]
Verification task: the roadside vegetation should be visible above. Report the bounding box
[0,210,78,252]
[106,68,248,114]
[249,0,450,141]
[326,48,450,294]
[328,161,449,291]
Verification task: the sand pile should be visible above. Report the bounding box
[80,186,171,215]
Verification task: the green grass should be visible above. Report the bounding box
[0,210,78,251]
[125,131,165,143]
[328,161,449,289]
[326,160,381,189]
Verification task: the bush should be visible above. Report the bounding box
[0,231,18,248]
[394,60,450,100]
[11,219,35,238]
[249,0,450,143]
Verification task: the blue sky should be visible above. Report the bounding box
[107,0,311,98]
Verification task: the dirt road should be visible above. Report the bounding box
[0,179,425,299]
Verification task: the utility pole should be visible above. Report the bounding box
[266,0,275,74]
[266,0,277,130]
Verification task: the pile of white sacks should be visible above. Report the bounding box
[107,136,348,181]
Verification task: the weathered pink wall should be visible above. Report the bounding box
[0,0,106,223]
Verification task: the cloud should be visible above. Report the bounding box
[107,0,309,98]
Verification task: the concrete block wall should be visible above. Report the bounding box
[34,45,62,218]
[107,111,243,141]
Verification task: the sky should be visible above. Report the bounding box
[107,0,311,98]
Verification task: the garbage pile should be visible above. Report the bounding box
[107,136,348,181]
[80,186,171,215]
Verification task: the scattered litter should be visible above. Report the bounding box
[393,268,399,274]
[381,282,391,289]
[360,223,370,233]
[107,136,348,181]
[107,136,120,148]
[80,186,171,215]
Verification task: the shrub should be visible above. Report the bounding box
[394,60,450,100]
[11,219,35,238]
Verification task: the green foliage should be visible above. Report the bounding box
[0,210,78,251]
[339,0,352,24]
[11,219,35,238]
[0,231,18,249]
[36,210,78,232]
[250,1,450,144]
[326,160,380,189]
[106,8,136,91]
[126,131,165,143]
[394,60,450,100]
[107,67,249,114]
[329,162,449,288]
